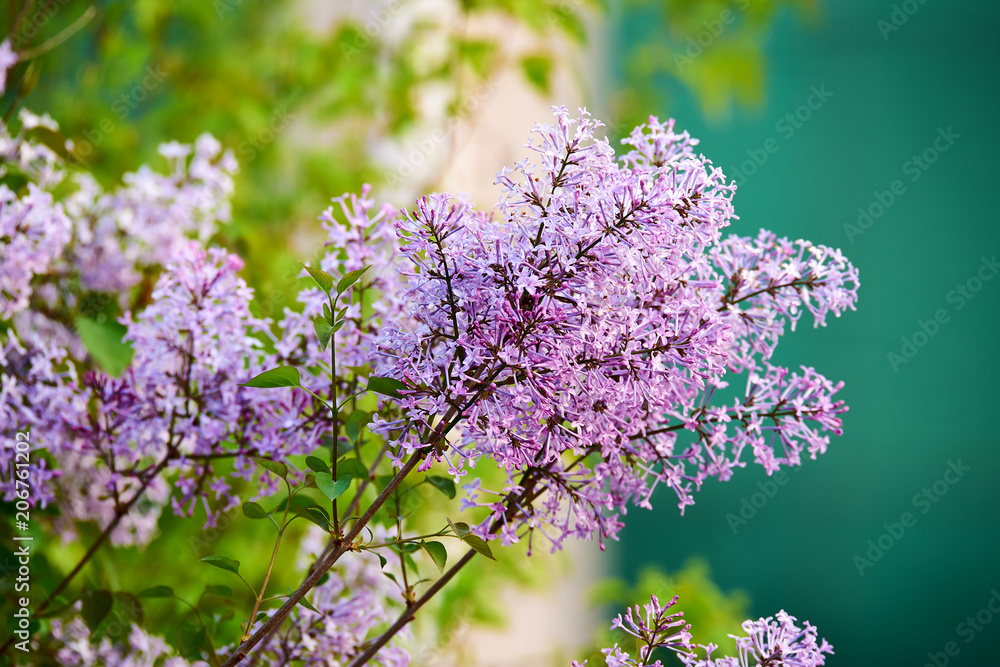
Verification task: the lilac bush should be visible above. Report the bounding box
[0,93,857,665]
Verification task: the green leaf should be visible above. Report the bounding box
[75,317,134,377]
[399,542,422,553]
[242,501,267,520]
[315,472,353,501]
[314,316,332,351]
[293,504,330,530]
[447,518,471,538]
[323,302,333,324]
[367,376,408,399]
[240,366,301,389]
[251,457,289,479]
[427,475,456,499]
[422,541,448,573]
[345,410,372,443]
[199,556,241,575]
[305,456,330,474]
[204,585,232,598]
[302,263,335,294]
[462,534,496,560]
[337,458,368,480]
[81,590,113,632]
[337,265,370,294]
[376,552,388,569]
[332,319,346,332]
[176,624,206,660]
[299,597,320,614]
[137,586,174,599]
[520,53,553,93]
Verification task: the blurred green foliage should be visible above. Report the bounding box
[611,0,818,132]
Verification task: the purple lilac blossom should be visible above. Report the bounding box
[50,607,209,666]
[370,108,859,552]
[0,39,16,96]
[680,610,834,667]
[0,183,72,318]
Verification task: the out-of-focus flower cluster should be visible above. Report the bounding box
[576,596,832,667]
[50,611,209,667]
[371,108,859,551]
[247,526,409,666]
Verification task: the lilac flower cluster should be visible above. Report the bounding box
[680,610,834,667]
[57,243,329,539]
[577,596,831,667]
[371,108,859,551]
[0,183,72,319]
[50,612,208,667]
[573,594,692,667]
[65,135,237,294]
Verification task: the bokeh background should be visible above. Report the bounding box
[3,0,998,665]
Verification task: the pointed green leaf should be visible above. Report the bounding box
[204,585,232,598]
[81,590,113,632]
[299,597,320,614]
[337,265,370,294]
[462,534,496,560]
[422,541,448,573]
[293,504,330,530]
[323,302,333,324]
[75,317,134,377]
[242,501,267,520]
[314,316,332,351]
[315,472,353,501]
[333,319,346,332]
[301,263,335,294]
[376,552,388,569]
[367,376,409,399]
[447,518,471,538]
[336,458,369,480]
[240,366,301,389]
[427,475,456,499]
[305,456,330,474]
[251,457,288,479]
[176,624,206,660]
[199,556,241,575]
[345,410,372,443]
[137,586,174,599]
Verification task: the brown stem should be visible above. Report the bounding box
[347,549,478,667]
[220,453,424,666]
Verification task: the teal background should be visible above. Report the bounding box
[613,0,1000,665]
